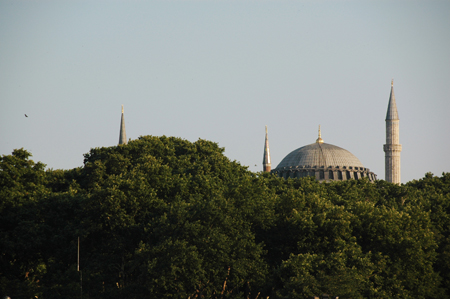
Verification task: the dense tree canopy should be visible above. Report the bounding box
[1,136,449,299]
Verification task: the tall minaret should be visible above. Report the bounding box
[119,105,127,145]
[383,80,402,184]
[263,125,271,172]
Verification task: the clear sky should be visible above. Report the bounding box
[1,0,449,184]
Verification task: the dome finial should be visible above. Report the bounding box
[316,125,324,144]
[122,104,124,114]
[391,79,394,87]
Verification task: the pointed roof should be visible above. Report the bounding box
[263,125,271,167]
[386,79,399,120]
[119,105,127,145]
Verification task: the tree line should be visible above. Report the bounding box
[1,136,449,299]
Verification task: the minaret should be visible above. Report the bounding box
[263,125,271,172]
[119,105,127,145]
[383,80,402,184]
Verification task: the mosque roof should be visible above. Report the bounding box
[275,126,365,170]
[275,142,364,169]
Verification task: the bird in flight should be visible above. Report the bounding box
[24,114,28,117]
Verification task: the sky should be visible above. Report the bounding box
[1,0,449,184]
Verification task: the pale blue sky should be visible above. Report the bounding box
[1,0,449,183]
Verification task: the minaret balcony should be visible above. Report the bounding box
[383,144,402,152]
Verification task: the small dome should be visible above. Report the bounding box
[276,142,364,169]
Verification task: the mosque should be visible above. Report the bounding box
[118,81,401,185]
[262,80,402,184]
[264,125,379,182]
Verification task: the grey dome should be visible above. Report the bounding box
[276,142,364,169]
[272,141,377,182]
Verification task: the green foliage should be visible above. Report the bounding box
[0,149,50,298]
[406,173,450,298]
[0,148,48,210]
[1,140,450,299]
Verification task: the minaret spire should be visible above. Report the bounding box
[383,80,402,184]
[263,125,271,172]
[386,79,399,120]
[119,105,127,145]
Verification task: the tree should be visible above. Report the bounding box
[2,143,449,299]
[0,149,49,298]
[72,136,270,298]
[406,173,450,298]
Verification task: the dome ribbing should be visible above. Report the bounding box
[276,142,364,169]
[272,137,377,182]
